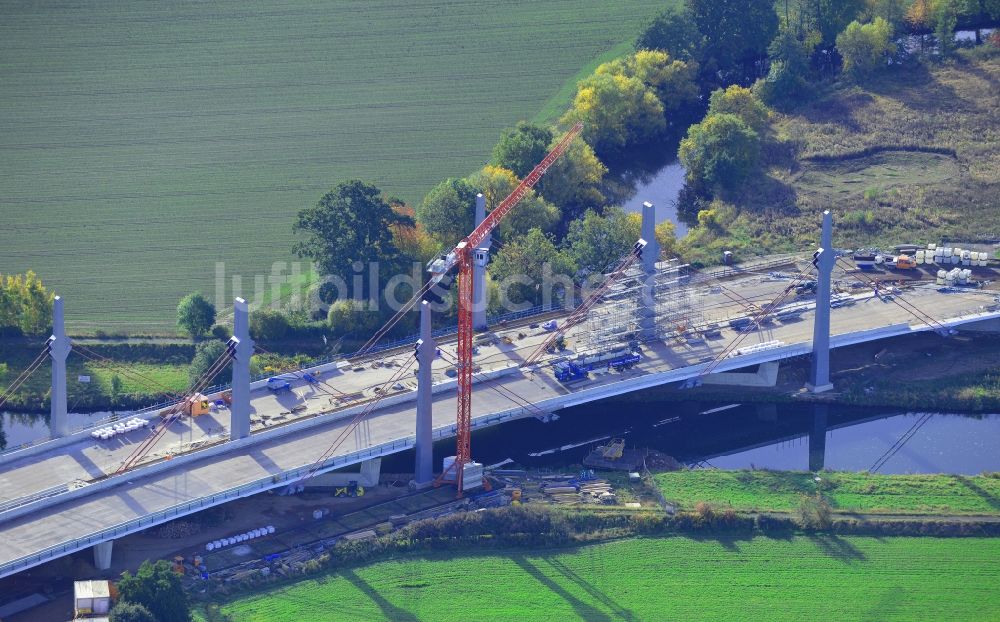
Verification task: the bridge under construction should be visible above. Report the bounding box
[2,137,1000,578]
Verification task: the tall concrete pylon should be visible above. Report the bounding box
[230,297,254,439]
[472,193,490,331]
[49,295,71,438]
[413,300,435,487]
[638,201,660,340]
[808,210,835,393]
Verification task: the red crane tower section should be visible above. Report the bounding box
[429,122,583,493]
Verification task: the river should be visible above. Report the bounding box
[4,401,998,474]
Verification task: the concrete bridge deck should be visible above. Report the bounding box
[2,260,999,577]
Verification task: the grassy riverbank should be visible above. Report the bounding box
[654,470,1000,516]
[196,535,1000,622]
[679,53,1000,266]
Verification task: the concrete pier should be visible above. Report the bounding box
[413,300,435,487]
[808,211,834,393]
[639,201,660,341]
[229,297,254,440]
[93,540,113,571]
[49,296,71,438]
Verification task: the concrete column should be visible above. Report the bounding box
[307,458,382,488]
[49,295,71,438]
[638,201,660,341]
[413,301,435,487]
[472,193,490,330]
[229,297,254,440]
[809,404,828,472]
[640,201,660,274]
[808,210,834,393]
[93,539,113,571]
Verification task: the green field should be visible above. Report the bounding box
[0,1,667,332]
[655,470,1000,515]
[201,536,1000,621]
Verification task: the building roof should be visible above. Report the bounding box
[73,579,111,600]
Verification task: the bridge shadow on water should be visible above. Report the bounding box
[340,568,419,622]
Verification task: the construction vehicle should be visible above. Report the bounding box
[266,377,292,393]
[795,280,817,295]
[893,254,917,270]
[333,480,365,497]
[553,350,641,383]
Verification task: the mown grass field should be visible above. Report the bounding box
[0,1,668,332]
[655,470,1000,515]
[680,55,1000,265]
[200,536,1000,621]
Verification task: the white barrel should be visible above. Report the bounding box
[928,243,936,251]
[916,250,925,264]
[943,247,953,257]
[267,526,276,534]
[206,542,214,551]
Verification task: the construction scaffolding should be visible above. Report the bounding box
[577,258,702,353]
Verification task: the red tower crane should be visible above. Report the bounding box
[429,122,583,493]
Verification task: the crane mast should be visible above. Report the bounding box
[431,122,583,493]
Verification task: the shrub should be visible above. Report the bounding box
[836,18,896,80]
[210,324,231,341]
[249,309,290,342]
[679,113,760,191]
[176,292,216,338]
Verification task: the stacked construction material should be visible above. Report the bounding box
[91,417,147,440]
[205,525,275,551]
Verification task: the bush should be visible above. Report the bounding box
[116,560,191,622]
[836,18,896,80]
[210,324,231,341]
[679,113,761,191]
[109,601,156,622]
[249,309,290,342]
[176,292,216,338]
[707,86,769,133]
[189,341,231,386]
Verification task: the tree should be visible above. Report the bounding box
[491,123,554,178]
[417,177,478,246]
[808,0,868,46]
[687,0,779,70]
[865,0,908,29]
[679,113,761,191]
[935,1,959,58]
[563,208,641,275]
[0,271,54,336]
[327,300,382,336]
[536,133,608,219]
[561,51,697,158]
[488,229,576,306]
[249,309,291,342]
[294,180,413,301]
[116,560,191,622]
[466,165,560,239]
[176,292,215,337]
[836,18,895,79]
[707,86,770,132]
[189,340,230,386]
[109,601,156,622]
[635,5,706,63]
[109,374,123,405]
